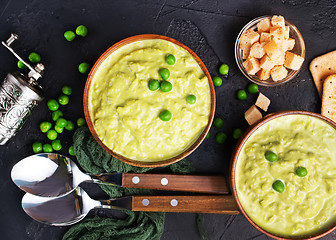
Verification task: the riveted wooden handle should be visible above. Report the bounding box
[131,195,239,214]
[122,173,228,194]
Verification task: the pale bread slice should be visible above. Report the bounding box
[310,50,336,98]
[321,74,336,122]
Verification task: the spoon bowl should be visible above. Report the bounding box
[11,153,91,197]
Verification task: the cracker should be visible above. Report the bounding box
[309,50,336,98]
[321,74,336,122]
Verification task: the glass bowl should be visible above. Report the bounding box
[235,16,305,87]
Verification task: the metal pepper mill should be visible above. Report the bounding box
[0,33,44,145]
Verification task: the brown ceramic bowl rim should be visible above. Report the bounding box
[83,34,216,168]
[230,110,336,240]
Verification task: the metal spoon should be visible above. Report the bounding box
[11,153,228,197]
[21,186,239,226]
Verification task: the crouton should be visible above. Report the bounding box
[255,93,271,111]
[245,105,263,125]
[284,52,304,70]
[243,57,260,75]
[270,65,288,81]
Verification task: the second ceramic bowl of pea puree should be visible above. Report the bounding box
[231,111,336,239]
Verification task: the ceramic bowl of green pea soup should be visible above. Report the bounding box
[84,34,216,168]
[231,111,336,240]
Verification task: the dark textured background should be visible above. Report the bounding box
[0,0,335,239]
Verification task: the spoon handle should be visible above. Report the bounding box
[122,173,228,194]
[131,195,239,214]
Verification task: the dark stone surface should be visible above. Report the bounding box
[0,0,335,239]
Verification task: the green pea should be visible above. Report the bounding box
[17,60,27,69]
[78,62,90,74]
[62,86,72,95]
[40,121,52,133]
[212,76,222,87]
[296,167,308,177]
[54,125,64,134]
[77,117,86,127]
[166,54,176,65]
[28,52,41,63]
[64,31,75,41]
[69,146,75,156]
[58,94,69,105]
[247,83,259,94]
[75,25,88,37]
[272,180,285,193]
[160,80,172,92]
[237,90,247,101]
[233,128,243,139]
[52,110,63,121]
[159,68,170,80]
[213,117,224,129]
[43,143,53,153]
[205,132,210,139]
[47,129,58,140]
[47,99,59,111]
[186,94,197,104]
[32,141,43,153]
[159,110,172,121]
[219,64,229,75]
[51,139,62,151]
[56,118,68,128]
[148,79,160,91]
[65,120,75,131]
[265,151,278,162]
[215,132,227,144]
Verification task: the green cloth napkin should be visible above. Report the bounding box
[62,127,206,240]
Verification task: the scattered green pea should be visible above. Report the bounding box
[159,68,170,80]
[65,120,75,131]
[159,110,172,121]
[56,118,68,128]
[52,110,63,121]
[40,121,52,133]
[43,143,53,153]
[77,118,86,127]
[47,99,59,111]
[54,125,64,134]
[272,180,285,193]
[75,25,88,37]
[78,62,90,74]
[166,54,176,65]
[46,129,58,141]
[28,52,41,63]
[205,132,210,139]
[219,64,229,75]
[296,167,308,177]
[148,79,160,91]
[186,94,197,104]
[160,80,172,92]
[62,86,72,95]
[58,94,69,105]
[69,146,75,156]
[64,31,76,41]
[237,90,247,101]
[32,142,43,153]
[214,117,224,129]
[215,132,227,144]
[265,151,278,162]
[51,139,62,151]
[212,76,222,87]
[233,128,243,139]
[17,60,27,69]
[247,83,259,94]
